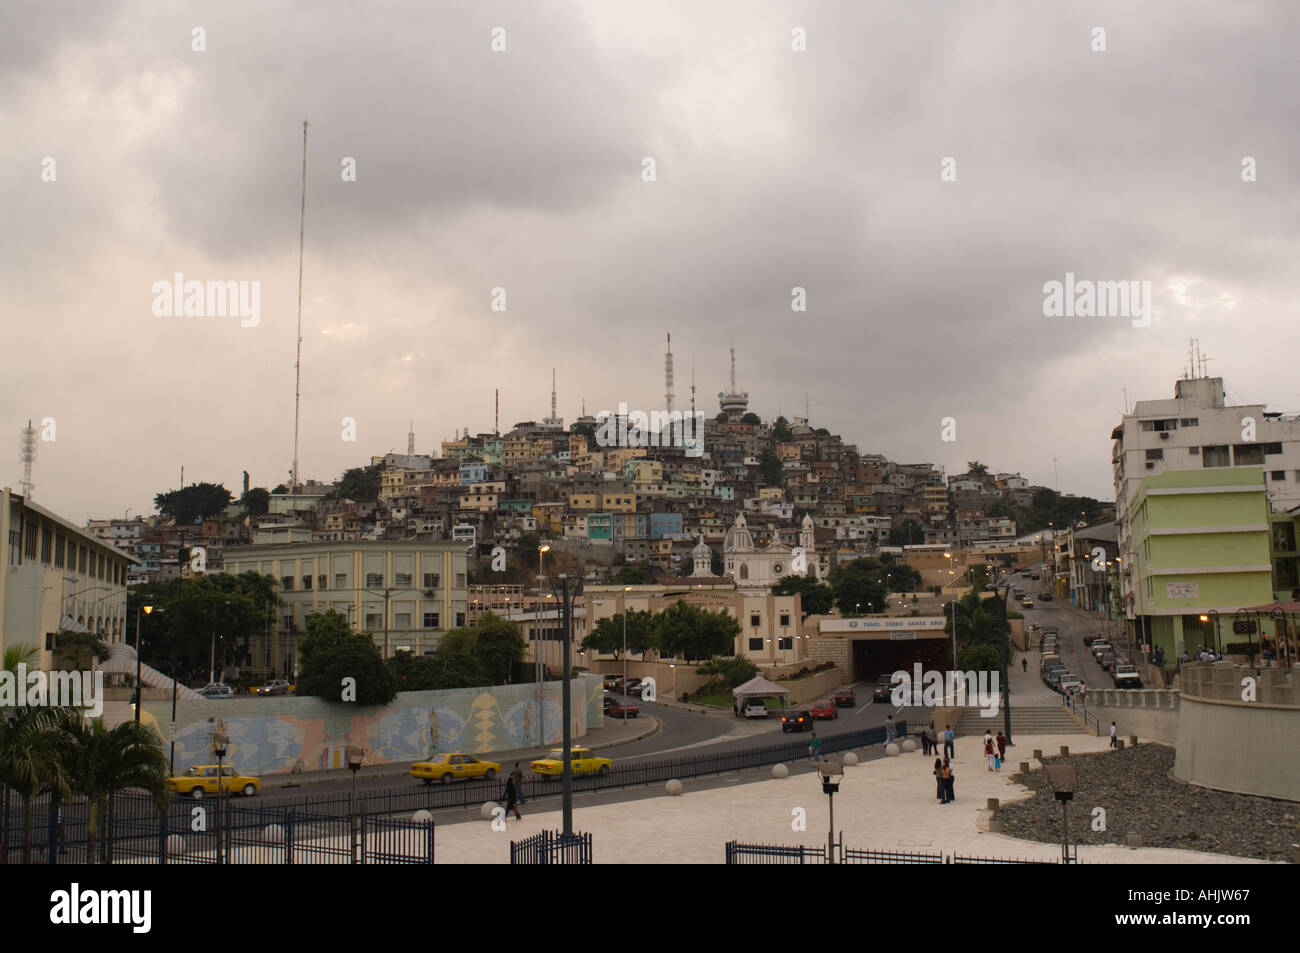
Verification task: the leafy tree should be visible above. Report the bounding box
[472,613,526,684]
[887,520,924,546]
[771,416,793,442]
[813,428,829,437]
[715,412,728,423]
[772,576,835,617]
[655,601,739,661]
[829,558,887,615]
[740,412,762,426]
[612,563,653,585]
[2,643,39,674]
[759,449,784,486]
[695,655,758,688]
[583,610,657,658]
[55,631,109,671]
[241,487,271,516]
[881,561,922,592]
[966,461,989,476]
[957,642,1002,674]
[272,483,289,494]
[327,464,382,501]
[297,609,398,705]
[571,422,596,443]
[154,482,233,525]
[0,707,72,863]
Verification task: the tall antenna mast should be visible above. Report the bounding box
[664,333,675,412]
[408,420,415,456]
[729,344,737,393]
[551,368,557,421]
[495,388,500,436]
[19,419,36,499]
[291,119,309,494]
[690,362,696,415]
[804,392,810,422]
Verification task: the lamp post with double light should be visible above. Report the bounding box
[212,732,229,864]
[347,744,365,860]
[816,760,844,864]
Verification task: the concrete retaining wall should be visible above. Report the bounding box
[1086,689,1182,745]
[136,676,604,778]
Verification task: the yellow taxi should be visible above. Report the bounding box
[168,765,261,799]
[410,753,502,785]
[530,747,612,778]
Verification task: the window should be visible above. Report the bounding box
[423,572,441,589]
[366,572,383,587]
[302,575,312,590]
[423,612,440,629]
[780,613,790,627]
[318,574,327,590]
[281,576,294,591]
[40,527,52,564]
[455,573,466,588]
[1145,449,1163,461]
[1139,418,1177,432]
[335,572,347,588]
[1233,444,1264,466]
[395,572,412,586]
[1270,470,1286,481]
[1188,446,1199,454]
[750,613,761,627]
[778,637,793,650]
[1202,445,1230,467]
[1179,417,1199,427]
[365,613,383,629]
[748,638,763,651]
[53,534,64,568]
[455,612,466,627]
[394,613,411,629]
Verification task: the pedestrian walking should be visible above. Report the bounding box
[1022,657,1028,673]
[943,724,955,760]
[933,757,945,801]
[927,722,938,756]
[510,762,525,805]
[942,759,955,803]
[809,731,823,762]
[995,731,1007,762]
[1109,722,1118,749]
[984,737,996,771]
[503,774,522,820]
[885,716,896,746]
[921,726,930,755]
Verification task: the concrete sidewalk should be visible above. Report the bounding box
[428,733,1270,864]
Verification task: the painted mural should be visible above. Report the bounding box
[141,676,603,777]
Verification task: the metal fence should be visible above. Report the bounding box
[510,829,592,864]
[1,787,434,865]
[725,838,1065,865]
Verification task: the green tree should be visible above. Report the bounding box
[472,613,526,684]
[154,482,233,525]
[655,601,739,661]
[771,416,793,442]
[695,655,758,688]
[887,520,924,546]
[830,558,887,615]
[582,610,657,657]
[54,631,109,671]
[772,576,835,617]
[240,487,271,516]
[327,464,383,501]
[715,412,728,423]
[2,642,39,674]
[612,563,653,585]
[957,642,1002,674]
[0,707,73,864]
[966,461,989,476]
[741,412,762,426]
[297,609,398,705]
[759,449,784,486]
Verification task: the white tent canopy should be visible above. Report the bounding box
[731,674,791,700]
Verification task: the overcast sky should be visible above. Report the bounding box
[4,1,1298,522]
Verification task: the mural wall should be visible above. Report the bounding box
[140,676,604,777]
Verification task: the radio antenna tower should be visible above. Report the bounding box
[664,333,675,412]
[290,119,309,494]
[19,419,36,498]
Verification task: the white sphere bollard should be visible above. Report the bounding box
[166,834,185,853]
[480,801,498,819]
[843,751,859,766]
[885,743,901,757]
[412,810,434,824]
[772,763,790,779]
[901,739,917,753]
[263,825,284,844]
[665,779,683,796]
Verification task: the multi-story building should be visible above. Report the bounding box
[222,538,469,672]
[1,488,135,669]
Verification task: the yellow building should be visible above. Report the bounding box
[601,492,637,513]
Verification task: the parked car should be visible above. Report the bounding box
[1058,674,1084,693]
[741,697,770,718]
[198,683,234,699]
[1042,626,1059,636]
[168,765,260,799]
[1046,670,1072,692]
[833,688,856,707]
[411,753,501,785]
[530,747,611,777]
[810,699,838,720]
[622,678,643,697]
[1039,593,1053,602]
[1030,572,1041,580]
[606,699,639,719]
[872,675,900,703]
[1021,598,1035,609]
[1113,663,1143,689]
[257,679,290,696]
[1097,652,1116,672]
[780,710,814,732]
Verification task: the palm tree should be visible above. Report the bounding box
[0,706,73,864]
[59,715,170,863]
[2,643,38,674]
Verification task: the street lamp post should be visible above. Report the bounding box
[538,545,551,746]
[347,745,364,862]
[944,553,957,668]
[134,604,153,723]
[622,585,632,701]
[212,732,229,865]
[816,760,844,864]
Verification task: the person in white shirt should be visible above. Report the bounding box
[1109,722,1118,748]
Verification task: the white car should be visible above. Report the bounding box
[741,698,769,718]
[199,682,234,699]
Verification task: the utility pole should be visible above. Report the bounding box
[560,574,574,837]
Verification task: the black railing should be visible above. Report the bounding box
[510,829,591,864]
[724,841,1065,864]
